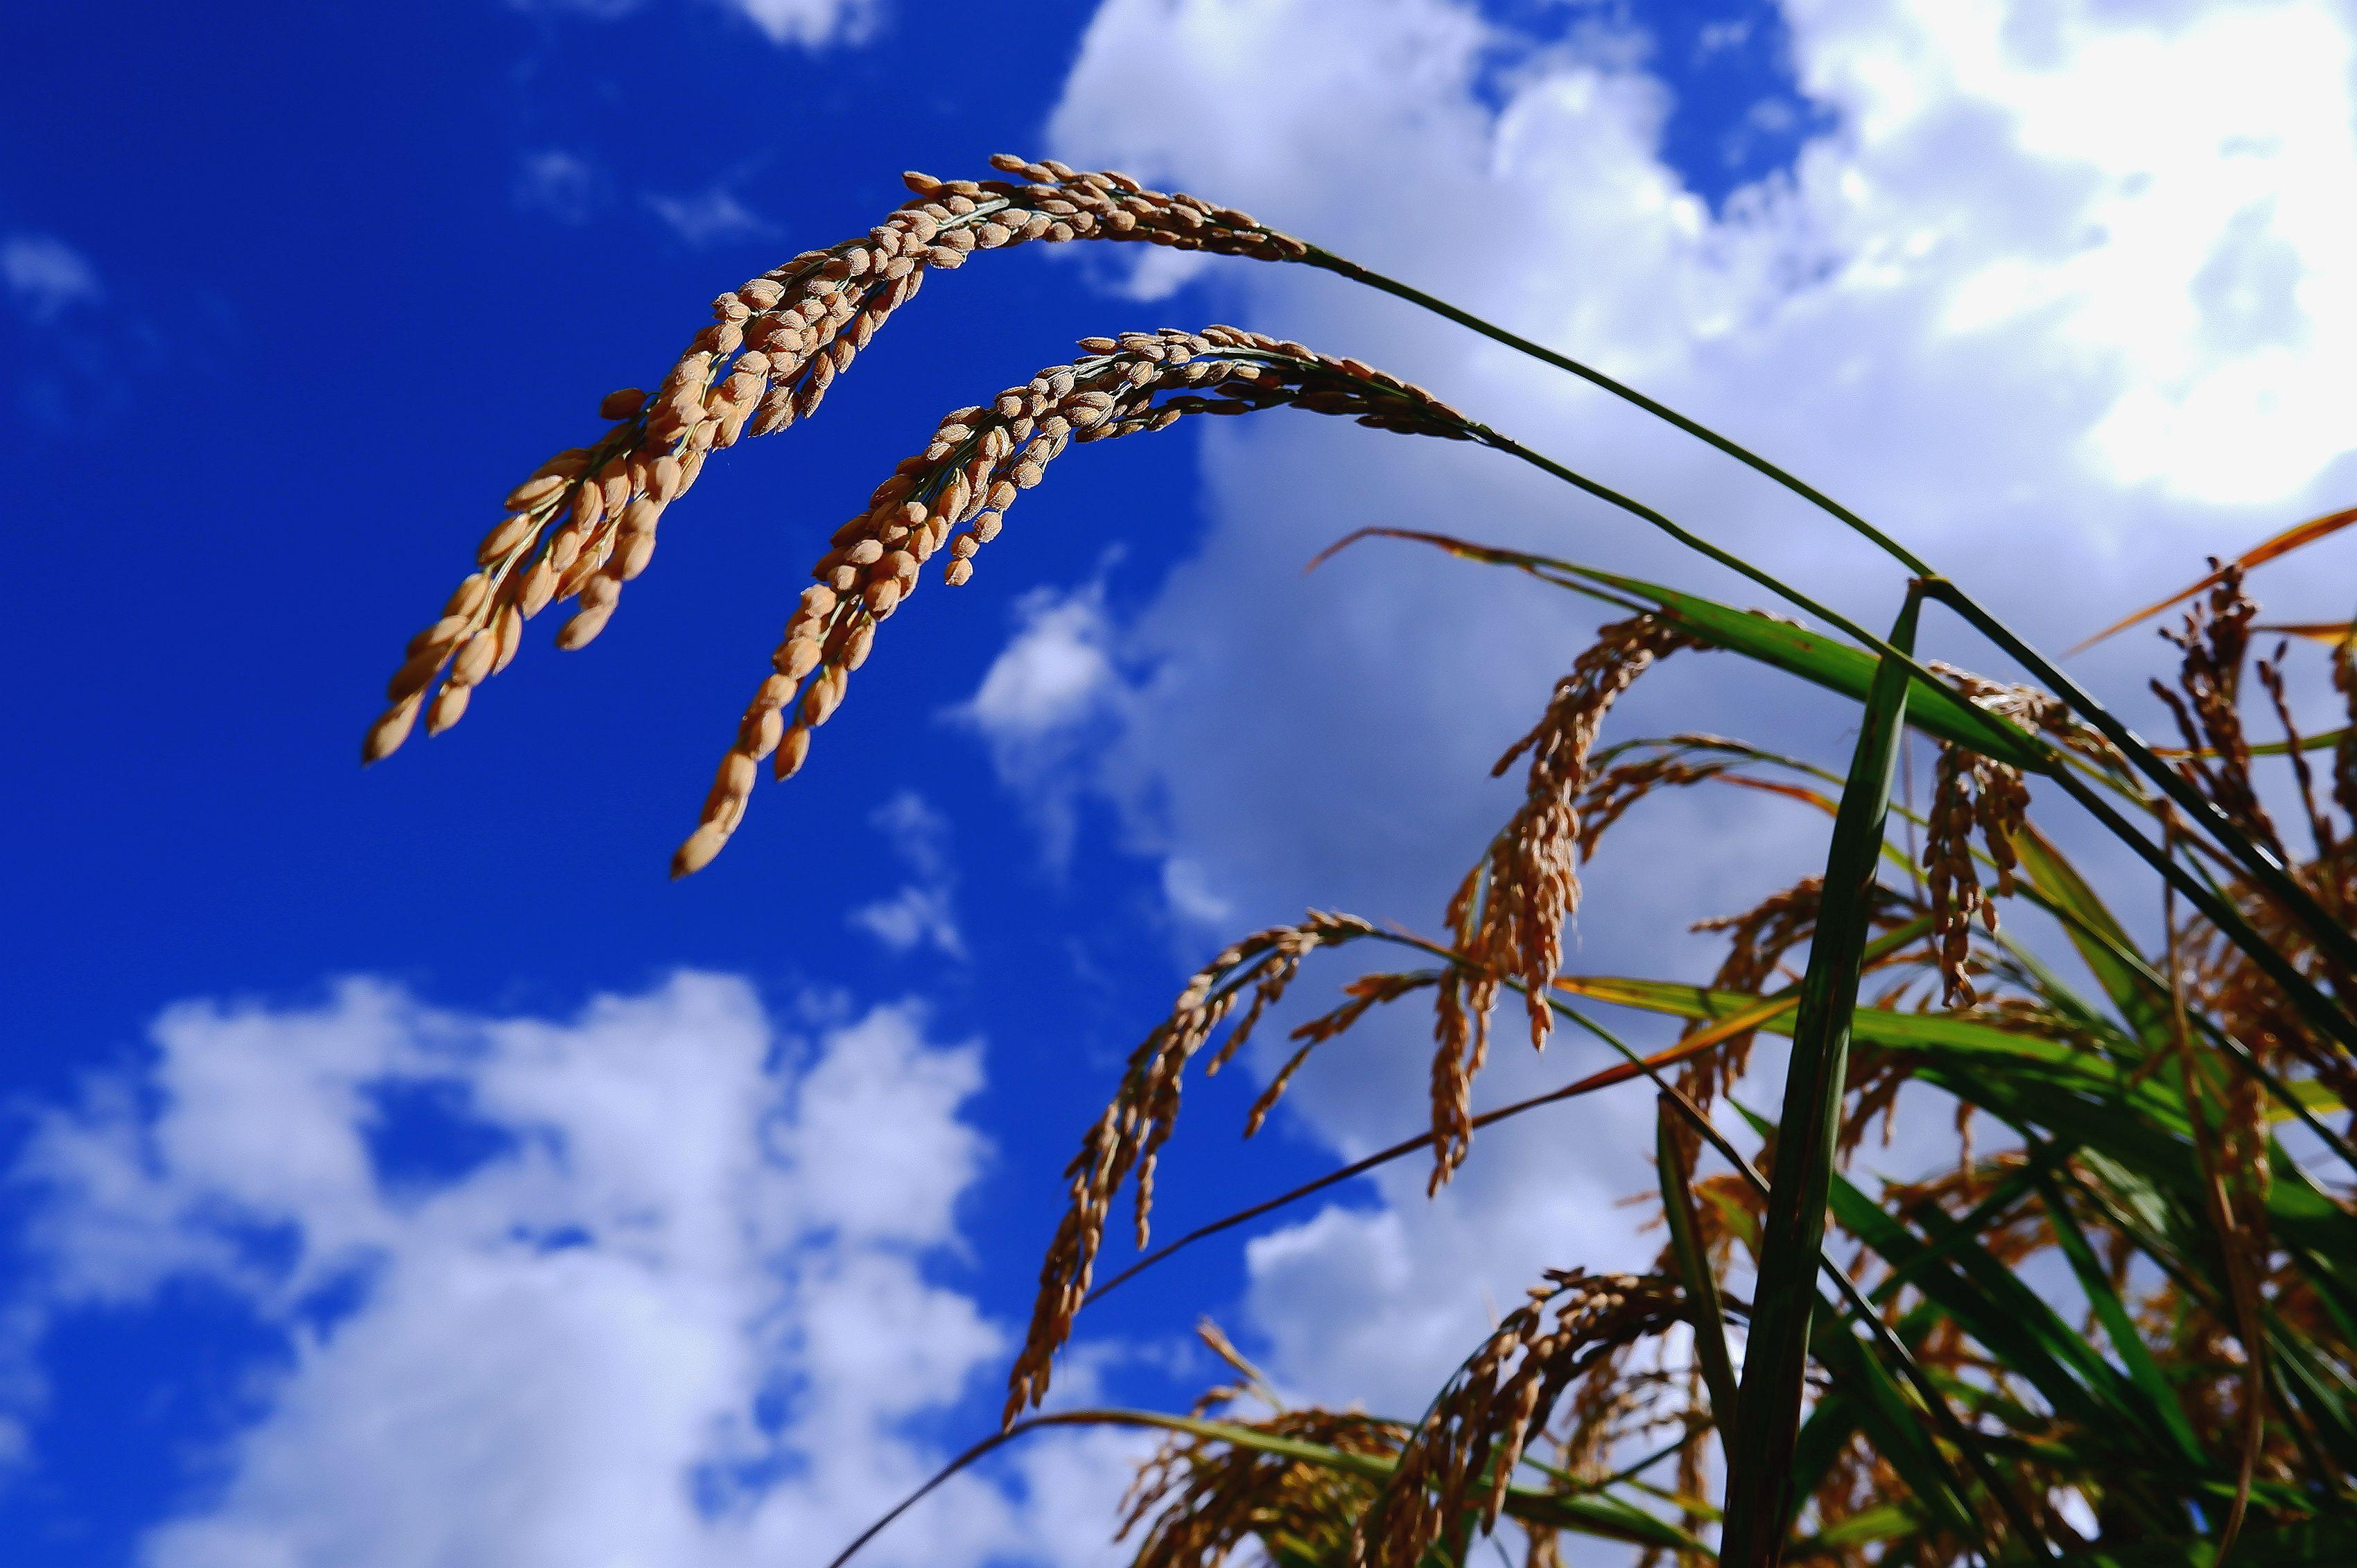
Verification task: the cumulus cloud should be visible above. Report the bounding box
[4,979,1131,1566]
[1,234,101,322]
[1029,0,2357,1420]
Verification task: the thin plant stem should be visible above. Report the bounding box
[1301,247,1937,577]
[1549,1000,2048,1561]
[1923,579,2357,984]
[2047,764,2357,1058]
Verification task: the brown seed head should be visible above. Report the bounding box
[1003,911,1380,1427]
[671,329,1475,873]
[1354,1270,1689,1568]
[1430,616,1700,1186]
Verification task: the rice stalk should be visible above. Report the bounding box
[371,150,2357,1568]
[672,329,1476,876]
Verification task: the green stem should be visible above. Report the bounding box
[1302,247,1937,578]
[1922,580,2357,988]
[1474,429,1886,653]
[2045,764,2357,1060]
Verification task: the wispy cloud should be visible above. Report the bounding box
[512,149,605,225]
[850,792,966,959]
[519,0,884,48]
[724,0,883,47]
[1,233,101,322]
[643,184,772,247]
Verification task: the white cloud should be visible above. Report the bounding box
[1034,0,2357,1436]
[954,584,1129,865]
[644,185,772,247]
[5,978,1132,1566]
[958,586,1121,742]
[519,0,882,48]
[1156,857,1231,927]
[723,0,882,46]
[514,150,604,225]
[850,792,967,958]
[851,885,966,957]
[1,234,101,322]
[870,789,954,882]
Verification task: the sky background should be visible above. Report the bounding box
[5,1,2357,1563]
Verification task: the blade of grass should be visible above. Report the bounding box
[2010,822,2357,1168]
[1801,1315,1984,1545]
[2028,1153,2207,1465]
[1319,528,2047,767]
[2068,505,2357,653]
[1789,1502,1920,1558]
[1660,1096,1743,1434]
[2041,761,2357,1059]
[1720,583,1924,1568]
[1827,1170,2198,1486]
[2012,824,2176,1046]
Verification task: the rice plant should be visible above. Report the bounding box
[368,157,2357,1566]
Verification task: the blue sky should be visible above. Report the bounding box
[6,1,2357,1564]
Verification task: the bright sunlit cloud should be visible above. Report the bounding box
[3,979,1129,1566]
[1034,0,2357,1414]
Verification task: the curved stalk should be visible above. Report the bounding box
[1924,580,2357,988]
[1302,246,1936,578]
[2045,765,2357,1059]
[1468,426,1886,653]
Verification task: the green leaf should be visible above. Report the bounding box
[1789,1502,1919,1557]
[1825,1169,2204,1509]
[2010,824,2175,1052]
[1659,1097,1743,1433]
[1329,530,2047,768]
[1720,584,1932,1568]
[1801,1312,1982,1542]
[2029,1158,2207,1465]
[2044,1510,2357,1566]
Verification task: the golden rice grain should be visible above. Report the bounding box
[670,328,1477,875]
[1429,616,1700,1187]
[1004,910,1379,1425]
[366,157,1345,768]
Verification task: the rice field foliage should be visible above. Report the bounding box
[372,158,2357,1567]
